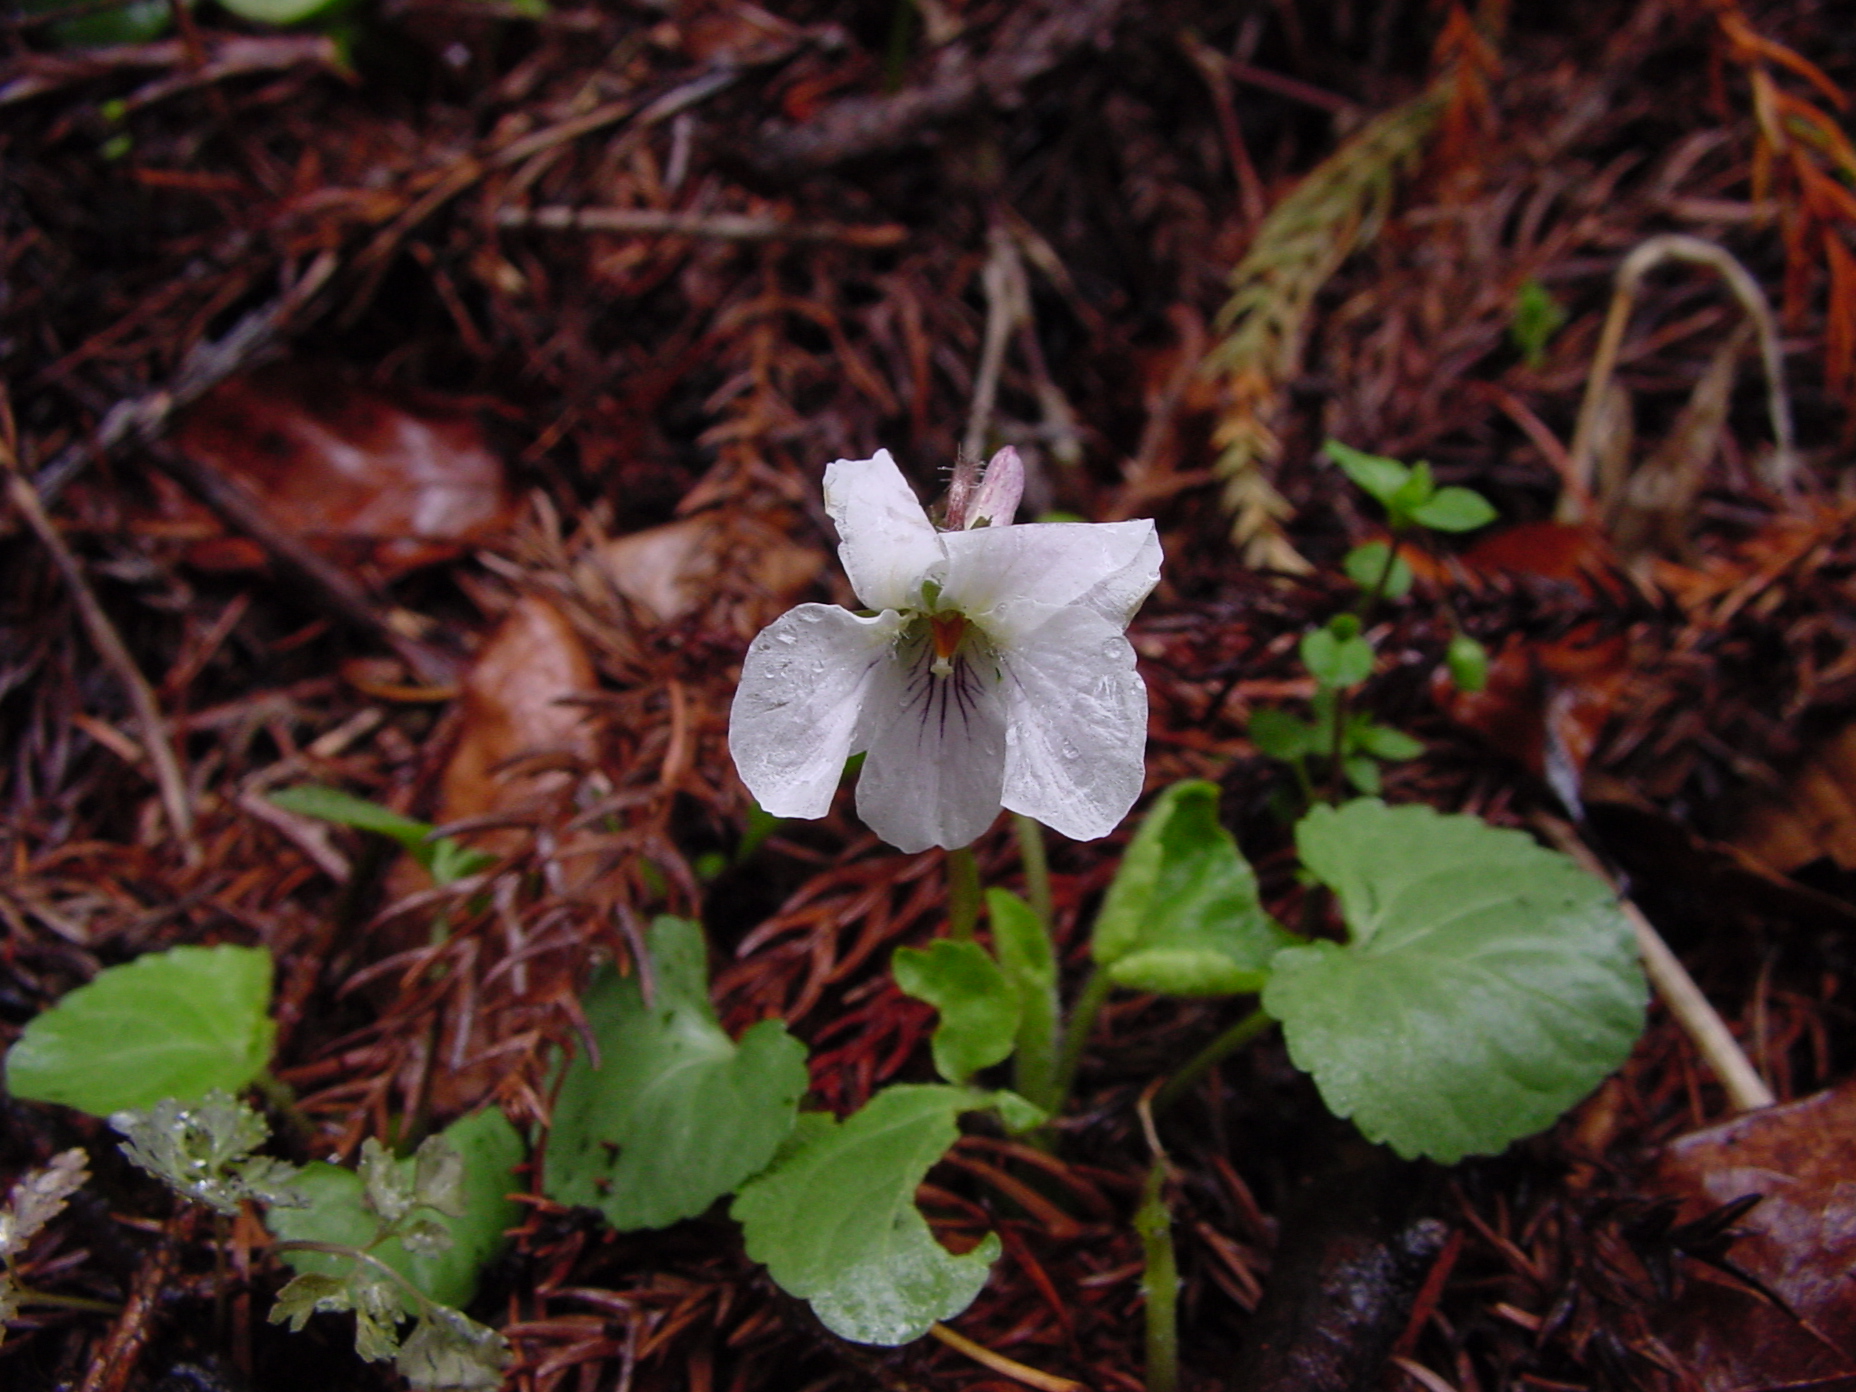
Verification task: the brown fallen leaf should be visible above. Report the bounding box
[1649,1080,1856,1389]
[1731,720,1856,875]
[430,594,598,852]
[578,512,822,629]
[167,361,517,579]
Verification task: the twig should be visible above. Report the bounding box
[74,1212,193,1392]
[1541,819,1775,1112]
[141,435,459,685]
[3,421,198,862]
[495,206,904,246]
[752,0,1133,174]
[1561,233,1795,523]
[927,1322,1083,1392]
[34,251,336,504]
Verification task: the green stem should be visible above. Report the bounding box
[1135,1162,1179,1392]
[945,845,981,943]
[1152,1006,1274,1116]
[1047,968,1113,1116]
[7,1287,122,1315]
[271,1240,440,1320]
[1012,814,1053,935]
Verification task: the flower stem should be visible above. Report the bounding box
[1048,968,1113,1114]
[1012,814,1053,935]
[946,845,981,942]
[1135,1161,1179,1392]
[1152,1006,1274,1116]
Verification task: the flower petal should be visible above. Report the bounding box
[940,519,1160,640]
[998,607,1148,842]
[823,451,946,612]
[729,605,905,819]
[854,647,1008,852]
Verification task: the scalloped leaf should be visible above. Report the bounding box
[268,1108,524,1309]
[1263,800,1646,1162]
[6,945,275,1117]
[1092,781,1294,996]
[732,1085,1003,1345]
[543,917,807,1230]
[892,940,1019,1085]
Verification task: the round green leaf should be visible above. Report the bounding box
[6,945,275,1117]
[216,0,343,23]
[543,917,807,1230]
[892,940,1019,1085]
[1446,633,1489,693]
[1342,542,1414,600]
[732,1085,1002,1345]
[1300,626,1375,690]
[1263,800,1645,1163]
[1249,707,1313,762]
[269,1108,524,1309]
[1093,781,1294,997]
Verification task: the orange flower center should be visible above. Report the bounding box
[929,612,968,676]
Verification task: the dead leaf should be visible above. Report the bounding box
[578,513,822,628]
[169,361,517,579]
[433,595,598,841]
[1650,1080,1856,1389]
[1732,721,1856,875]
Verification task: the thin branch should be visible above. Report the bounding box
[3,420,198,862]
[1541,819,1774,1112]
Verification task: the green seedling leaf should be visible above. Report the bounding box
[7,945,275,1116]
[1300,622,1374,691]
[1248,707,1313,761]
[892,941,1019,1085]
[216,0,343,21]
[1511,278,1566,367]
[268,785,494,885]
[1093,781,1294,996]
[1342,755,1382,795]
[986,890,1059,1106]
[1388,462,1436,523]
[1342,541,1414,599]
[269,1109,523,1309]
[1323,440,1411,508]
[1352,721,1424,762]
[543,917,807,1230]
[1409,487,1498,533]
[1263,800,1646,1163]
[732,1084,1004,1345]
[1446,632,1490,693]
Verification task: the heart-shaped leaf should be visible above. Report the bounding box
[732,1084,1003,1345]
[269,1108,524,1309]
[543,917,807,1230]
[1093,781,1294,996]
[6,945,275,1116]
[892,940,1019,1085]
[1263,800,1646,1162]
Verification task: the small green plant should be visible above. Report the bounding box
[5,946,520,1389]
[1511,277,1567,368]
[1246,440,1494,806]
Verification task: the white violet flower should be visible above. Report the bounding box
[728,448,1162,853]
